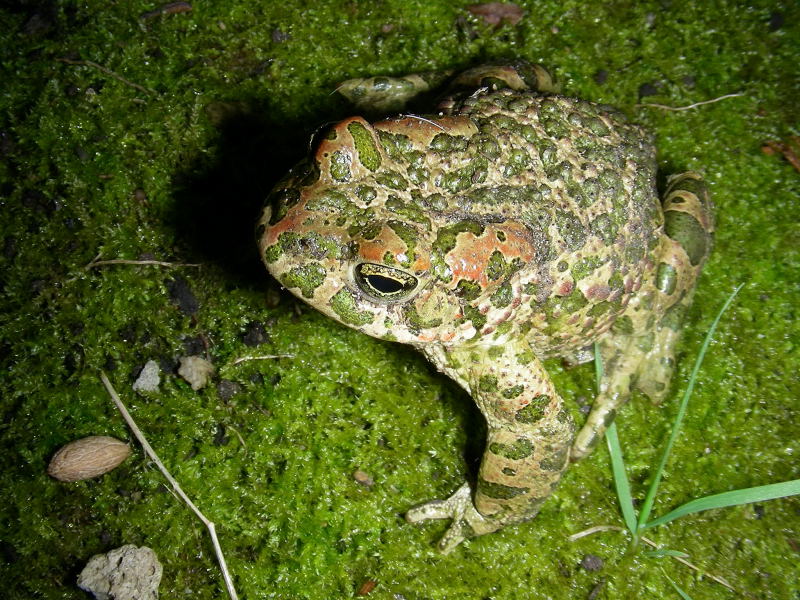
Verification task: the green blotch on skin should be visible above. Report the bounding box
[463,305,487,333]
[516,350,534,365]
[455,279,482,301]
[478,479,529,499]
[350,221,382,240]
[486,250,507,281]
[539,445,569,472]
[494,321,513,336]
[377,130,413,161]
[403,304,442,332]
[587,300,612,317]
[478,375,498,393]
[590,213,618,245]
[554,209,587,251]
[429,133,468,153]
[664,210,708,266]
[611,314,634,335]
[375,170,408,191]
[502,385,525,399]
[280,262,327,298]
[656,262,677,294]
[385,196,430,226]
[264,232,300,263]
[489,437,534,460]
[387,220,418,268]
[266,187,301,225]
[305,190,350,213]
[329,150,350,181]
[490,282,513,307]
[355,185,377,204]
[571,256,604,281]
[515,395,549,424]
[608,272,625,296]
[347,121,382,171]
[661,301,687,331]
[543,288,588,325]
[488,346,504,358]
[330,289,373,326]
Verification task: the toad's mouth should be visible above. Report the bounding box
[353,262,419,302]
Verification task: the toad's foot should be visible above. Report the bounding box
[405,483,504,554]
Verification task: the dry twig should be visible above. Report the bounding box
[56,57,155,95]
[85,256,201,269]
[100,372,239,600]
[231,354,295,366]
[636,92,744,111]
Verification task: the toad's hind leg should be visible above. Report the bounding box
[571,172,714,461]
[407,342,573,553]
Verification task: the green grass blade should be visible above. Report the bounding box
[643,479,800,529]
[637,283,744,529]
[605,422,638,536]
[663,571,694,600]
[596,343,638,536]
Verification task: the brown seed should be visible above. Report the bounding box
[48,436,131,482]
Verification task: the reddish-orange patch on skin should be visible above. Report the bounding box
[358,239,389,263]
[358,229,432,271]
[447,223,535,288]
[263,204,309,245]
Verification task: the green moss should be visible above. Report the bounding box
[1,2,799,599]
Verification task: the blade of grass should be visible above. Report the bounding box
[643,478,800,529]
[605,422,638,537]
[596,343,638,537]
[663,570,694,600]
[637,283,744,529]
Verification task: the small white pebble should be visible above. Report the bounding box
[133,360,161,392]
[77,545,162,600]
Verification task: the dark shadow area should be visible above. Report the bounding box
[169,95,351,288]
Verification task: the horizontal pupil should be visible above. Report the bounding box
[367,274,405,294]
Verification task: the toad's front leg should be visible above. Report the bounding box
[407,342,574,553]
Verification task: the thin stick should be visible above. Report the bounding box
[568,524,625,542]
[636,92,744,111]
[86,258,201,269]
[100,372,238,600]
[56,58,155,95]
[231,354,294,365]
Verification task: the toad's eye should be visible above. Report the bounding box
[354,263,418,301]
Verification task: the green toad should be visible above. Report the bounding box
[257,63,714,553]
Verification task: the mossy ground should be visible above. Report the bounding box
[1,1,799,598]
